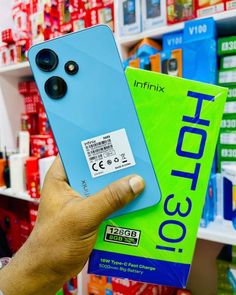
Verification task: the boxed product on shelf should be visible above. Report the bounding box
[166,0,196,25]
[24,93,40,114]
[221,114,236,132]
[0,44,17,66]
[221,55,236,70]
[30,134,58,158]
[117,0,141,36]
[89,1,115,31]
[161,49,182,77]
[218,142,236,169]
[16,38,31,62]
[1,28,15,44]
[38,101,52,135]
[183,17,217,84]
[28,202,39,229]
[25,157,40,199]
[200,173,217,228]
[224,101,236,114]
[141,0,166,32]
[227,86,236,101]
[225,0,236,10]
[218,68,236,85]
[218,36,236,56]
[9,154,28,192]
[21,113,39,135]
[0,155,6,187]
[162,30,183,51]
[221,165,236,229]
[88,68,228,287]
[196,0,225,18]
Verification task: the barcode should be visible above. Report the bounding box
[89,154,103,162]
[87,144,114,156]
[86,139,111,149]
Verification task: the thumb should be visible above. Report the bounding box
[86,175,145,224]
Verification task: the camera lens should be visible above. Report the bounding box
[36,49,58,72]
[65,61,79,75]
[45,76,67,99]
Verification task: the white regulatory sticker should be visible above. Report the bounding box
[81,129,136,178]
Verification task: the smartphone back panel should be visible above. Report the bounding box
[28,25,161,217]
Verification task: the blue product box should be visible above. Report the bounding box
[183,17,217,84]
[200,173,217,227]
[162,30,183,51]
[222,166,236,229]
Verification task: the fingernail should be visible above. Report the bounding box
[129,176,145,195]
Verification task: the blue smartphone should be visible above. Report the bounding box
[28,25,161,218]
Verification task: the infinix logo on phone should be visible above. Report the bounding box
[134,80,165,92]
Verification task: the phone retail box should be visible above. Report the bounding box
[161,49,182,77]
[117,0,141,36]
[218,69,236,85]
[218,36,236,56]
[162,30,183,51]
[196,0,224,18]
[221,166,236,228]
[88,68,227,287]
[141,0,166,32]
[221,114,236,132]
[183,17,217,84]
[167,0,195,24]
[227,86,236,101]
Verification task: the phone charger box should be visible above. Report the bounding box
[117,0,141,36]
[196,0,224,18]
[167,0,196,24]
[218,36,236,56]
[88,68,227,288]
[141,0,166,32]
[183,17,217,84]
[9,153,28,192]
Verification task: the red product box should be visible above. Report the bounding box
[38,101,51,135]
[18,81,30,94]
[12,3,31,40]
[0,209,21,253]
[88,0,103,8]
[8,44,17,64]
[1,29,15,44]
[21,113,39,135]
[88,3,114,30]
[167,0,196,24]
[26,157,40,199]
[24,94,38,114]
[0,46,9,67]
[196,0,225,17]
[19,219,31,245]
[28,203,38,229]
[29,81,39,94]
[30,134,57,158]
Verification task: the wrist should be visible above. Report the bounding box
[0,232,66,295]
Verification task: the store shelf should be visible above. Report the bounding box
[0,187,39,203]
[0,61,31,78]
[198,220,236,245]
[118,10,236,47]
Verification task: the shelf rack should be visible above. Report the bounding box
[0,187,39,203]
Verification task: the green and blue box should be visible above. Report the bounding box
[88,68,227,288]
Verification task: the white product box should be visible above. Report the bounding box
[19,131,30,156]
[39,156,56,188]
[9,154,28,192]
[117,0,141,36]
[141,0,166,31]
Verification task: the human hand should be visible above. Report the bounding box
[0,156,145,295]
